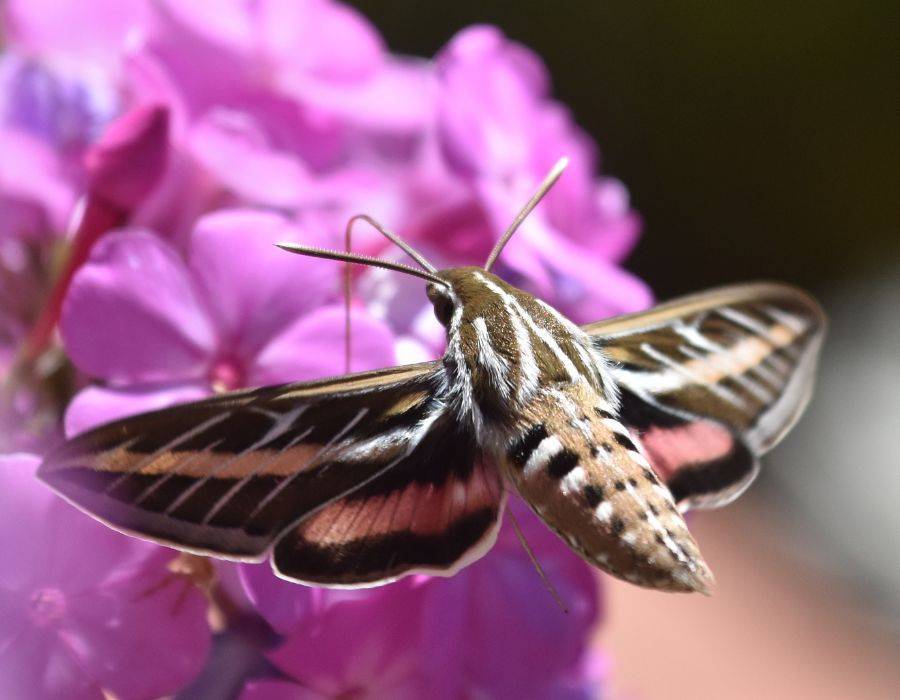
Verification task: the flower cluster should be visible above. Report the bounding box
[1,1,650,697]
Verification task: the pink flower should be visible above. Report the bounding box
[1,5,653,695]
[0,49,118,241]
[2,0,149,70]
[85,103,170,212]
[60,209,397,435]
[0,127,75,241]
[433,25,651,322]
[242,581,427,699]
[0,51,116,167]
[0,49,131,449]
[239,499,602,699]
[413,498,601,697]
[25,104,172,360]
[0,453,210,699]
[139,0,432,132]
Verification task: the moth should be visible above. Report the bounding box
[39,159,825,594]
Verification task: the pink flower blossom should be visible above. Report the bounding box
[60,209,396,435]
[0,3,656,695]
[239,499,602,699]
[0,54,92,345]
[85,103,170,212]
[0,49,130,449]
[0,51,116,170]
[242,580,426,699]
[0,126,75,241]
[0,453,210,699]
[136,1,432,132]
[432,25,651,322]
[24,104,172,361]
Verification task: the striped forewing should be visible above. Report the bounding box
[39,360,503,583]
[584,282,825,510]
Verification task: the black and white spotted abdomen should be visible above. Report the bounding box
[496,382,715,593]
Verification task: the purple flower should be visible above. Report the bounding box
[433,25,651,322]
[242,581,426,699]
[2,1,149,69]
[60,208,397,434]
[1,4,657,695]
[0,126,75,241]
[0,453,210,699]
[0,52,117,164]
[134,0,432,132]
[85,103,170,212]
[0,47,133,450]
[239,499,602,699]
[24,104,173,364]
[414,498,601,697]
[0,121,80,449]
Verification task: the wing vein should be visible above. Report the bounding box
[249,407,370,520]
[103,411,234,494]
[163,406,310,516]
[639,343,751,412]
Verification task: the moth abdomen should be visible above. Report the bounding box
[498,383,715,594]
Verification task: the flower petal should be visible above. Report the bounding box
[188,209,337,361]
[0,454,47,588]
[137,0,257,116]
[0,126,75,237]
[259,0,385,83]
[0,624,100,700]
[249,305,396,386]
[240,678,314,700]
[267,582,425,699]
[36,478,158,595]
[61,230,216,384]
[417,499,601,697]
[280,58,435,133]
[556,258,653,323]
[526,231,653,322]
[188,109,312,208]
[64,382,210,437]
[436,25,548,177]
[63,549,211,700]
[0,455,148,596]
[4,0,149,64]
[238,562,315,636]
[0,455,204,700]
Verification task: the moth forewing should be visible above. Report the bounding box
[586,282,825,512]
[40,360,510,583]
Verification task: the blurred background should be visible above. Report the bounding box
[350,2,900,698]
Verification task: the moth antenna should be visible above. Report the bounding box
[346,214,437,273]
[484,157,569,272]
[343,233,352,375]
[507,503,569,614]
[341,215,439,373]
[275,243,450,287]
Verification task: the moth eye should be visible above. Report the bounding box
[432,296,454,326]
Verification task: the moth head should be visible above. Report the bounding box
[428,266,510,330]
[426,280,456,327]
